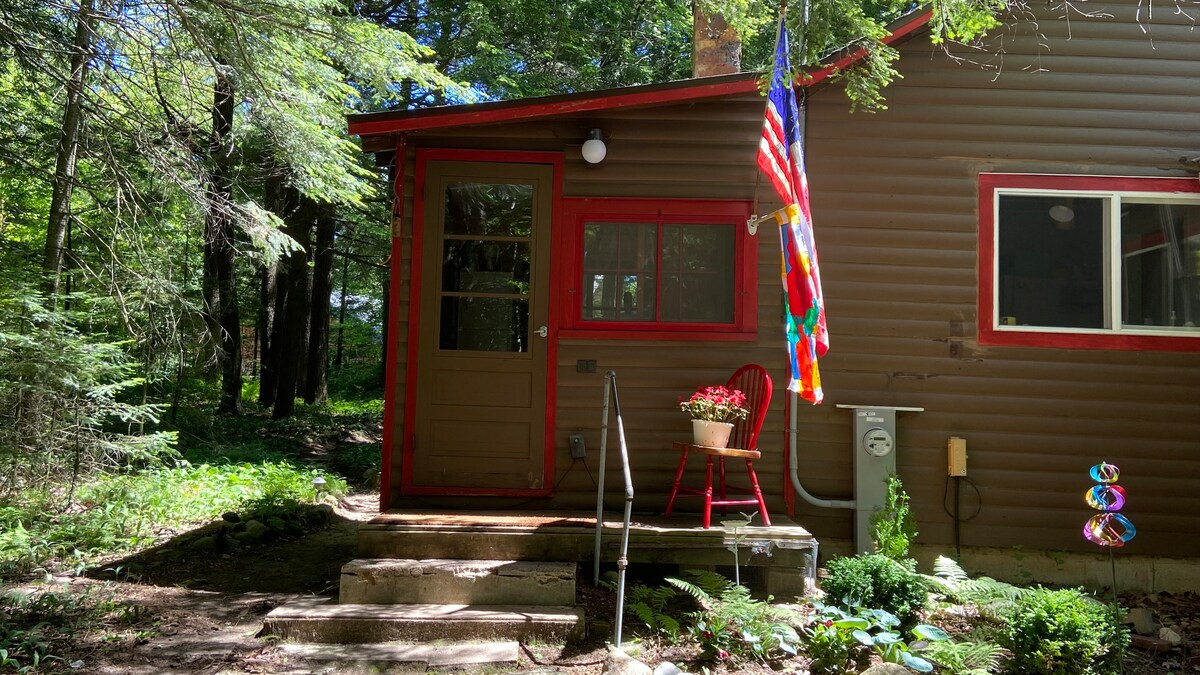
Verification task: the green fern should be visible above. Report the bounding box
[667,572,802,663]
[666,576,717,610]
[624,582,684,640]
[920,556,1032,619]
[923,639,1007,675]
[932,555,969,582]
[681,569,734,597]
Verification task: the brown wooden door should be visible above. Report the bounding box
[412,161,553,492]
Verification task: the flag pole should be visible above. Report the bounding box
[748,1,789,236]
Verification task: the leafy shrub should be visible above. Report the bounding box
[821,554,928,627]
[870,474,918,560]
[802,601,948,674]
[1000,587,1128,675]
[802,602,871,674]
[667,571,800,664]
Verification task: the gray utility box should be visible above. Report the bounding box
[836,405,924,554]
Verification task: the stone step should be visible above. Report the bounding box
[281,641,519,668]
[340,558,576,606]
[264,596,584,644]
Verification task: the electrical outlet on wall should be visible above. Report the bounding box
[569,433,587,459]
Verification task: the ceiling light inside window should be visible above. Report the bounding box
[1049,204,1075,223]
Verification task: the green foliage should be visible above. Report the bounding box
[0,583,153,672]
[0,285,178,498]
[1000,587,1128,675]
[0,460,345,579]
[923,638,1007,675]
[710,0,1014,111]
[666,571,800,663]
[928,0,1007,44]
[802,601,948,674]
[922,556,1033,620]
[870,473,918,560]
[801,601,870,674]
[821,554,928,627]
[370,0,693,103]
[622,582,684,641]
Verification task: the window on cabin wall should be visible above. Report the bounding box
[981,174,1200,350]
[562,199,756,339]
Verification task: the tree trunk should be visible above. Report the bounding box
[334,249,349,369]
[295,256,312,396]
[206,66,242,415]
[257,260,278,407]
[258,171,288,408]
[272,193,315,419]
[42,0,95,304]
[305,203,336,404]
[262,262,288,409]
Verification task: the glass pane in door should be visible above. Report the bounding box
[438,180,534,353]
[444,182,534,236]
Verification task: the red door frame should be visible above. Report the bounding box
[386,148,564,502]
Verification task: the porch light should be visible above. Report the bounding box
[582,128,607,164]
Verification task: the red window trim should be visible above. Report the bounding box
[978,173,1200,352]
[560,198,757,341]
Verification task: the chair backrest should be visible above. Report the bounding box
[725,364,772,451]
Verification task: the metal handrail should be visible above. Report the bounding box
[592,370,635,647]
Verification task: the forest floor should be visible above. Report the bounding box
[9,490,1198,674]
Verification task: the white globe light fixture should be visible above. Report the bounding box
[582,128,606,164]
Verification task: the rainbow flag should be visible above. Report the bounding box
[756,19,829,404]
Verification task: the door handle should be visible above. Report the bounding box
[536,326,548,338]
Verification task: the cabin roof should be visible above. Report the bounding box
[347,8,933,138]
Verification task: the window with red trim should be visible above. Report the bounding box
[561,199,757,340]
[979,174,1200,351]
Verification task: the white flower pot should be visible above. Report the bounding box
[692,419,734,448]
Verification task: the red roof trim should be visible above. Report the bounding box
[348,76,760,136]
[347,9,933,138]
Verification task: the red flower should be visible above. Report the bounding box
[679,384,751,423]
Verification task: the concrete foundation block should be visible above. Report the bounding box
[264,597,584,644]
[281,641,520,667]
[340,558,576,606]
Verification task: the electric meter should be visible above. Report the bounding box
[862,427,894,457]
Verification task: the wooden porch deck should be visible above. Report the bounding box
[359,510,819,596]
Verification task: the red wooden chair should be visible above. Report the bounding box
[664,364,773,528]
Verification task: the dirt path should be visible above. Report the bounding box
[46,492,379,674]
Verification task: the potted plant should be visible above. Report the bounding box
[679,386,749,448]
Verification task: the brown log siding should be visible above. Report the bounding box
[381,0,1200,556]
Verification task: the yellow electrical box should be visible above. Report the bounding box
[948,437,968,476]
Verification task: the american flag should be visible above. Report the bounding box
[756,19,829,405]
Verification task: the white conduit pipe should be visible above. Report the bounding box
[788,390,855,509]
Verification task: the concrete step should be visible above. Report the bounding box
[264,596,584,644]
[281,641,519,668]
[340,558,576,606]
